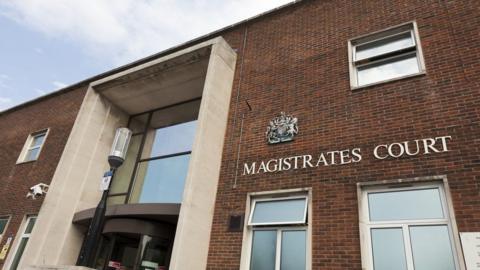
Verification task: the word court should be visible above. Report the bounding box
[243,135,452,175]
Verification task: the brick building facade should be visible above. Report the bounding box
[0,1,478,270]
[206,1,480,269]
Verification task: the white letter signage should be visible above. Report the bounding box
[242,135,452,176]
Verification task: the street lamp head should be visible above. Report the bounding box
[108,127,132,169]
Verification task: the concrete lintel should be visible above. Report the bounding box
[90,37,226,88]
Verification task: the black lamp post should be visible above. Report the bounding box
[77,127,132,267]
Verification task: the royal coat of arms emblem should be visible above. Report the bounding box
[266,112,298,144]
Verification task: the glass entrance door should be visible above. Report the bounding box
[138,236,170,270]
[109,234,139,270]
[95,233,172,270]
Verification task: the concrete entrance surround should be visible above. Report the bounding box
[17,37,236,269]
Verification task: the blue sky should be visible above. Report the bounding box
[0,0,292,111]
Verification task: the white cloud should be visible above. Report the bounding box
[0,74,11,90]
[0,0,293,66]
[33,81,67,97]
[0,75,15,110]
[31,81,67,97]
[35,89,47,95]
[52,80,68,89]
[0,96,13,110]
[0,97,12,103]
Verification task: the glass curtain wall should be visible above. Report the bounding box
[107,99,200,205]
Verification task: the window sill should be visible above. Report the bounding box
[351,71,426,91]
[16,159,38,165]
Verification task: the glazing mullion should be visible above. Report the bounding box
[402,224,415,270]
[138,151,192,163]
[125,112,152,203]
[128,97,201,118]
[107,192,128,197]
[355,50,417,69]
[275,230,282,270]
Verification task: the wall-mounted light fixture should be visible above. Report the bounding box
[108,127,132,169]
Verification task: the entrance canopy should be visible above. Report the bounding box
[72,203,180,226]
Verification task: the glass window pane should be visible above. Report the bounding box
[31,133,46,148]
[250,230,277,270]
[356,32,414,60]
[131,154,190,203]
[368,188,444,221]
[110,134,142,194]
[409,226,456,270]
[251,198,307,225]
[142,121,197,158]
[0,218,8,234]
[24,217,36,234]
[357,54,420,86]
[10,238,29,270]
[371,228,407,270]
[25,148,40,161]
[281,230,306,270]
[107,195,126,206]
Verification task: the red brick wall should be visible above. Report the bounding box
[0,86,86,267]
[207,0,480,269]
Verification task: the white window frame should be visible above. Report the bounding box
[17,129,49,164]
[251,226,308,269]
[239,188,312,270]
[357,177,466,270]
[4,215,37,270]
[348,21,426,89]
[247,195,308,226]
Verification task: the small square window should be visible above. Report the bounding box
[17,129,48,163]
[348,22,425,88]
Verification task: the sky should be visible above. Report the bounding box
[0,0,293,111]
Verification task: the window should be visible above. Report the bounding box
[348,22,425,88]
[246,195,309,270]
[359,182,461,270]
[17,130,48,163]
[8,215,36,270]
[0,217,10,241]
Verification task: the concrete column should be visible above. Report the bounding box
[18,87,128,268]
[168,37,236,270]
